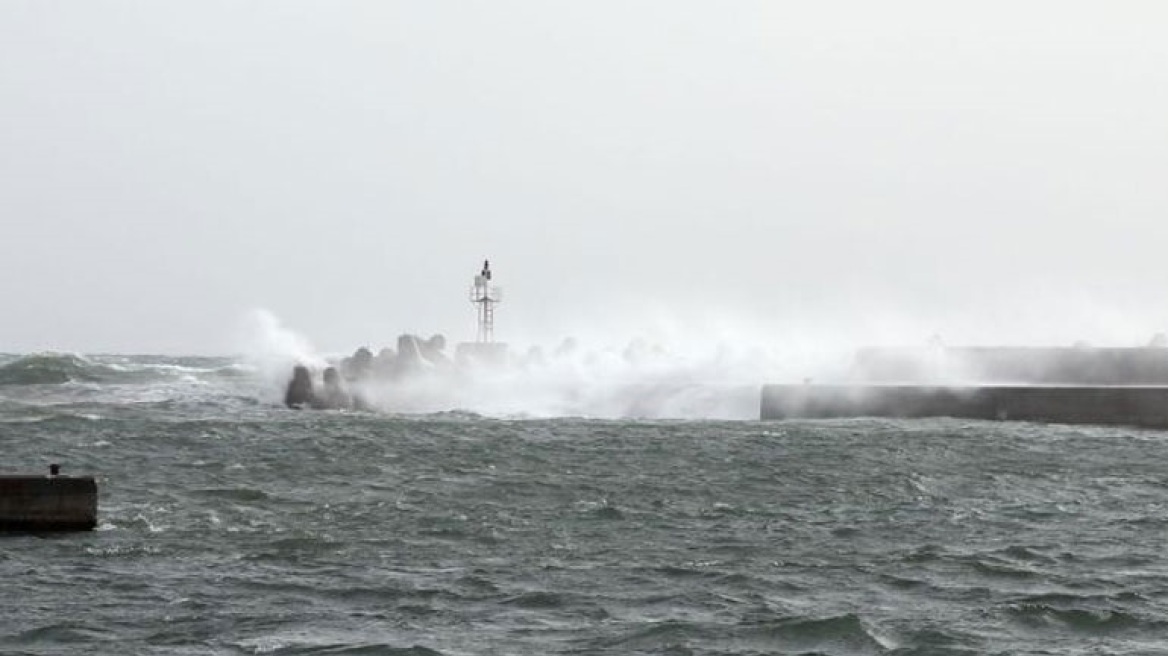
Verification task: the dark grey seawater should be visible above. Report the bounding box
[3,354,1168,655]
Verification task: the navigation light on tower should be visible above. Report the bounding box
[469,259,503,343]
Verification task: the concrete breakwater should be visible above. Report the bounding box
[760,384,1168,428]
[851,346,1168,384]
[0,471,98,531]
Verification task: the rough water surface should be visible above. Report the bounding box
[2,354,1168,655]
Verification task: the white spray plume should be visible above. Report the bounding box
[232,310,854,419]
[351,338,787,419]
[234,309,327,403]
[233,299,1168,418]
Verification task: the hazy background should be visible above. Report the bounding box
[2,1,1166,355]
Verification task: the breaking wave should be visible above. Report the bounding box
[0,353,244,387]
[0,353,113,385]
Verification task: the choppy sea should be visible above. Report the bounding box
[2,353,1168,655]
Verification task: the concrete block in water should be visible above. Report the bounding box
[760,384,1168,428]
[0,473,98,531]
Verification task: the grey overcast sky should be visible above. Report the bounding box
[1,2,1166,355]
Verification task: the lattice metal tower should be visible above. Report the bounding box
[469,259,503,343]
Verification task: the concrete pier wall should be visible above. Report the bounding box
[760,384,1168,428]
[0,476,98,531]
[851,347,1168,384]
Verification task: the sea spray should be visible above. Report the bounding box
[238,310,859,419]
[234,309,328,405]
